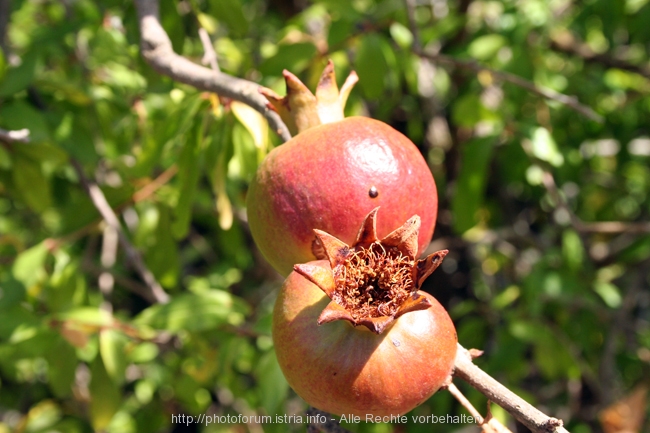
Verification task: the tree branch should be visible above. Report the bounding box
[417,50,603,123]
[454,345,569,433]
[71,159,170,304]
[133,0,291,142]
[0,127,30,144]
[550,32,650,79]
[540,168,650,235]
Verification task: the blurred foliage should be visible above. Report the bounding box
[0,0,649,432]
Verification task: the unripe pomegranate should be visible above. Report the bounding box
[273,208,457,417]
[247,62,438,276]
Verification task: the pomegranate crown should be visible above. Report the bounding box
[294,208,448,334]
[259,60,359,135]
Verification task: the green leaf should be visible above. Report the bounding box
[128,342,159,364]
[0,277,26,311]
[468,34,508,61]
[0,48,6,82]
[355,34,389,100]
[230,118,258,182]
[141,205,180,287]
[55,307,114,327]
[0,100,51,142]
[529,127,564,167]
[46,257,86,311]
[0,50,39,97]
[0,305,40,340]
[452,137,496,234]
[208,0,248,37]
[11,152,52,213]
[255,350,288,415]
[259,43,317,76]
[389,22,413,49]
[593,282,622,308]
[22,400,62,432]
[45,337,77,398]
[171,114,206,239]
[562,229,584,270]
[204,115,234,230]
[135,290,250,332]
[451,94,500,128]
[54,112,97,164]
[99,329,128,385]
[12,241,49,288]
[89,356,121,431]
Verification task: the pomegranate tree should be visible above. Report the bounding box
[247,61,438,276]
[272,209,457,417]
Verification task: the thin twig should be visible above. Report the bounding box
[416,50,604,123]
[83,261,159,304]
[454,344,570,433]
[576,221,650,234]
[550,32,650,79]
[71,159,170,304]
[44,164,179,253]
[448,382,515,433]
[133,0,291,142]
[540,168,650,235]
[448,382,484,423]
[198,27,220,73]
[0,128,30,144]
[132,164,178,203]
[402,0,421,52]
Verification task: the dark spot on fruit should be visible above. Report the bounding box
[369,186,378,198]
[333,372,337,376]
[392,339,400,347]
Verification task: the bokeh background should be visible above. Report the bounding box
[0,0,649,432]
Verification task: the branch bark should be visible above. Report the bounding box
[454,345,570,433]
[71,159,170,304]
[416,50,603,123]
[0,128,30,144]
[540,168,650,235]
[133,0,291,142]
[550,32,650,79]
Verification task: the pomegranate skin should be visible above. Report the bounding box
[247,116,438,276]
[272,260,457,417]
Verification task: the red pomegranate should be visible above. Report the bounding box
[272,208,457,416]
[247,62,438,276]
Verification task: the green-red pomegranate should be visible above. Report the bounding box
[272,208,457,417]
[247,62,438,276]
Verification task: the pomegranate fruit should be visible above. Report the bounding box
[247,61,438,276]
[273,208,457,417]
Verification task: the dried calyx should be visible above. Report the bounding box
[259,59,358,135]
[294,208,448,334]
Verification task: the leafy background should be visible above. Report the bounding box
[0,0,649,432]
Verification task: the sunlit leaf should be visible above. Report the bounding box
[529,127,564,167]
[99,329,128,385]
[171,114,206,239]
[12,241,48,288]
[134,290,250,332]
[468,35,508,60]
[594,282,622,308]
[89,357,121,431]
